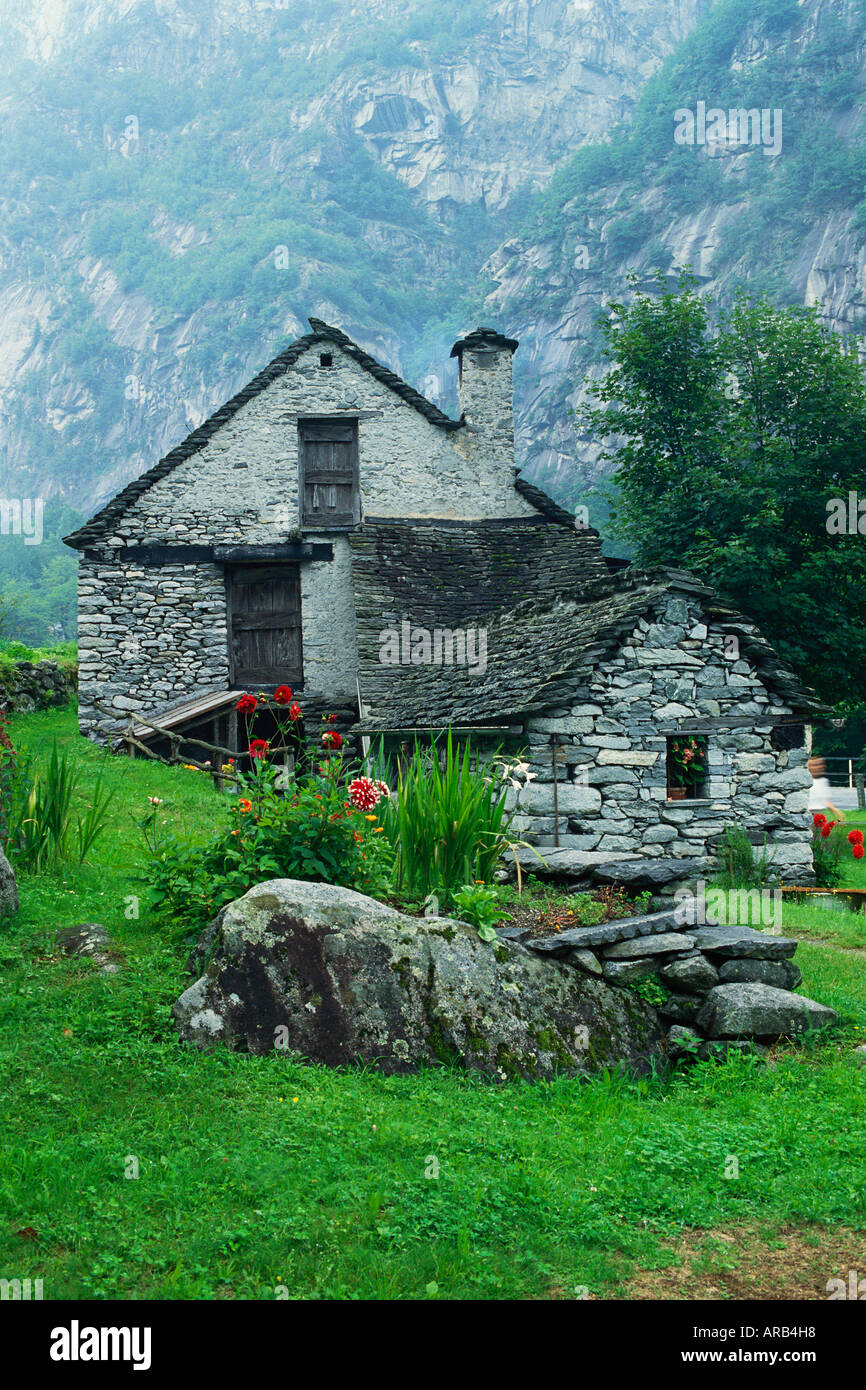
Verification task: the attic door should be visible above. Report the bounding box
[227,565,303,688]
[299,418,360,528]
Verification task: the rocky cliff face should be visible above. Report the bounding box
[487,0,866,510]
[0,0,708,513]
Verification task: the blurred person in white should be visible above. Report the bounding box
[807,755,845,822]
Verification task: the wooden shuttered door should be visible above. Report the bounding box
[227,565,303,688]
[299,418,360,528]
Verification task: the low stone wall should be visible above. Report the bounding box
[0,660,77,714]
[502,907,836,1059]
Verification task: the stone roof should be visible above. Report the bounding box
[451,326,519,358]
[351,514,611,635]
[64,318,465,550]
[350,541,829,729]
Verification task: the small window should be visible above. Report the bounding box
[770,722,805,751]
[666,735,708,800]
[319,352,333,368]
[298,418,360,529]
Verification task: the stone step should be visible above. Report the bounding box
[521,905,696,957]
[690,924,798,960]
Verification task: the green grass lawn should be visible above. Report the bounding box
[1,704,865,1300]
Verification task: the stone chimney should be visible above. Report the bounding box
[450,326,518,467]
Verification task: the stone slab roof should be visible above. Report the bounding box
[351,514,611,648]
[350,539,829,729]
[451,326,519,358]
[64,318,466,550]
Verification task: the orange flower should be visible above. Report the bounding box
[238,798,253,813]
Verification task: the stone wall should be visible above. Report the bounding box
[77,333,535,735]
[77,559,229,735]
[0,659,76,714]
[100,340,532,546]
[507,592,814,886]
[456,345,515,473]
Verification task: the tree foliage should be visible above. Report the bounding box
[582,275,866,707]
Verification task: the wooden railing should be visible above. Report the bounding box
[92,699,242,787]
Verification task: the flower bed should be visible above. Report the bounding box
[811,813,864,887]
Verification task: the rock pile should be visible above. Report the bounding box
[517,908,836,1059]
[173,881,836,1077]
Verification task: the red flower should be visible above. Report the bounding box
[348,776,380,811]
[249,739,270,760]
[237,798,253,813]
[854,845,865,860]
[327,712,338,723]
[321,730,342,750]
[237,694,257,714]
[289,702,302,722]
[274,685,293,705]
[820,824,833,838]
[847,829,864,845]
[812,813,827,827]
[374,779,391,798]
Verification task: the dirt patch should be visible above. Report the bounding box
[379,884,651,939]
[615,1223,866,1300]
[500,885,649,939]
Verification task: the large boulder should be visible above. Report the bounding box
[0,846,18,919]
[696,983,836,1040]
[173,879,665,1080]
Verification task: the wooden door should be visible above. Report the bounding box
[299,418,360,527]
[227,565,303,688]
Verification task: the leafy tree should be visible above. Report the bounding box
[581,273,866,708]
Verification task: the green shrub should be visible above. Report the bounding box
[628,975,670,1008]
[714,824,778,889]
[3,741,113,872]
[451,883,503,940]
[376,731,516,911]
[565,892,607,926]
[144,753,394,931]
[809,814,862,887]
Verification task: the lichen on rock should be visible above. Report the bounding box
[173,879,665,1080]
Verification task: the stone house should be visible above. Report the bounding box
[65,317,827,889]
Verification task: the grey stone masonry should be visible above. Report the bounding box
[72,325,536,737]
[499,899,835,1052]
[511,591,815,889]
